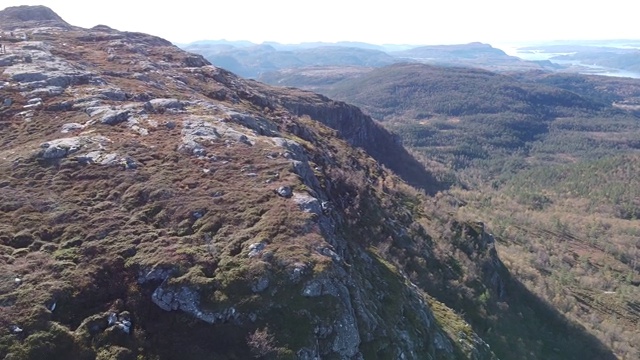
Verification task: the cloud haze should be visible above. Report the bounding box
[2,0,636,45]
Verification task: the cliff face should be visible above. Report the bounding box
[264,86,446,194]
[0,6,496,360]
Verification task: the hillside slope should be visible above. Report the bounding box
[0,6,482,360]
[319,63,627,172]
[390,42,554,72]
[326,63,602,118]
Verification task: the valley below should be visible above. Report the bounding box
[257,62,640,359]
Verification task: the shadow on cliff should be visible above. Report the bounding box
[490,274,618,360]
[126,282,253,360]
[430,259,617,360]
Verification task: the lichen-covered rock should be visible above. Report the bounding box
[61,122,84,133]
[36,136,115,162]
[145,98,184,112]
[99,109,130,125]
[99,88,127,101]
[247,241,266,258]
[179,117,221,155]
[183,55,209,68]
[225,110,279,136]
[273,137,306,161]
[3,53,97,89]
[75,151,136,169]
[38,136,85,158]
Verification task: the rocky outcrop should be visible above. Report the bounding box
[144,98,184,113]
[4,53,98,89]
[152,285,239,324]
[37,135,110,159]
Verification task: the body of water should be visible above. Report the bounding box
[497,44,640,79]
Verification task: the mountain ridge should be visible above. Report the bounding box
[181,40,553,78]
[0,6,494,359]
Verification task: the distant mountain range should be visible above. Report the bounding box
[181,39,416,52]
[181,41,557,78]
[182,39,640,80]
[180,41,397,78]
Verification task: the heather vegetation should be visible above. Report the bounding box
[0,10,504,359]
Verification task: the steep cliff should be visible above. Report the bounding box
[252,83,445,194]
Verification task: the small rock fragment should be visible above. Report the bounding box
[251,277,269,293]
[108,312,117,326]
[117,319,132,334]
[9,325,23,334]
[122,157,137,170]
[276,186,292,198]
[319,247,341,262]
[290,262,308,283]
[248,242,266,258]
[302,281,323,297]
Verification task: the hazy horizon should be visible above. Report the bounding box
[2,1,638,47]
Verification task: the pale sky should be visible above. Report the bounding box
[1,1,637,46]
